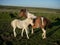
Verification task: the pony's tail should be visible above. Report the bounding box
[44,17,51,28]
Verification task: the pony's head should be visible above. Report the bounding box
[19,9,27,18]
[19,9,37,19]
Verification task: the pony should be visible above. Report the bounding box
[19,9,50,39]
[11,18,34,39]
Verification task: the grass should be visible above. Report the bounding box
[0,6,60,45]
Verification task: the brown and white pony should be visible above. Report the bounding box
[19,9,50,39]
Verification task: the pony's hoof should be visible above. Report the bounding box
[31,32,34,34]
[27,37,29,39]
[14,35,16,37]
[42,37,46,39]
[21,34,23,37]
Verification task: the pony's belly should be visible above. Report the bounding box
[17,24,23,29]
[17,26,22,29]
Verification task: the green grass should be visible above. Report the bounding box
[0,6,60,45]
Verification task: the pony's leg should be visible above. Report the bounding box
[13,28,16,37]
[42,28,46,39]
[31,25,36,34]
[25,28,29,39]
[21,28,24,37]
[31,28,34,34]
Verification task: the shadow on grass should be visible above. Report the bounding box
[47,18,60,37]
[48,18,60,28]
[9,13,16,18]
[30,28,42,38]
[0,36,4,45]
[47,26,60,37]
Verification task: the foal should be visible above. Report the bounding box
[11,18,34,39]
[19,9,50,39]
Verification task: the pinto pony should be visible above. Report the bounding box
[32,16,50,39]
[19,9,50,39]
[11,18,34,39]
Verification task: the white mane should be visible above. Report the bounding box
[27,12,37,19]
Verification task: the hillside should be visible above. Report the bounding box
[0,5,60,13]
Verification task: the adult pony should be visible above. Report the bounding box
[19,9,50,39]
[11,18,34,39]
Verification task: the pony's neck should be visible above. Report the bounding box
[26,12,32,18]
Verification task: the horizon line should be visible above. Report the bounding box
[0,4,60,10]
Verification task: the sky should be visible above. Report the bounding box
[0,0,60,9]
